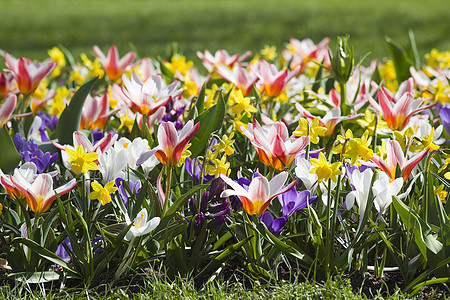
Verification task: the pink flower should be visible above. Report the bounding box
[11,171,77,214]
[120,72,182,116]
[197,49,251,72]
[80,93,110,130]
[93,45,136,82]
[241,119,309,171]
[0,72,17,99]
[283,37,330,72]
[220,172,296,216]
[4,53,56,95]
[154,120,200,167]
[216,64,259,96]
[251,60,300,97]
[369,78,435,131]
[0,94,17,127]
[369,140,429,182]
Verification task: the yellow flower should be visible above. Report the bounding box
[183,77,198,99]
[332,129,353,155]
[310,152,342,183]
[357,110,387,135]
[434,185,447,204]
[293,118,327,144]
[80,53,104,79]
[0,202,2,214]
[260,45,277,61]
[229,90,257,118]
[205,155,230,178]
[65,145,99,174]
[88,181,117,206]
[379,59,398,93]
[343,131,373,165]
[425,49,450,70]
[212,132,235,156]
[48,86,70,117]
[176,143,192,167]
[164,55,194,77]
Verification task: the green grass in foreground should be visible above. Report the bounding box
[0,0,449,63]
[0,276,413,300]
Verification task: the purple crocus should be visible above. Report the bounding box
[38,112,58,131]
[115,177,141,209]
[277,187,317,218]
[13,133,58,173]
[440,103,450,136]
[55,237,72,262]
[185,157,214,185]
[260,211,286,236]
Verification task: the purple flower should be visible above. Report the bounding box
[440,103,450,136]
[55,237,72,262]
[115,178,141,209]
[346,164,372,190]
[91,128,104,145]
[13,133,58,173]
[260,211,286,236]
[38,112,58,131]
[185,157,214,185]
[277,187,317,218]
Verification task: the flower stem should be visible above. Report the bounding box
[164,166,173,212]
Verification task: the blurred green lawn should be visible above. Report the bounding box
[1,0,449,63]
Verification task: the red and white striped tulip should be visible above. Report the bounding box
[93,45,136,82]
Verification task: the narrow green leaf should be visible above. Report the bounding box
[392,196,443,260]
[0,126,21,173]
[385,37,413,82]
[189,92,226,157]
[56,77,99,145]
[14,237,78,276]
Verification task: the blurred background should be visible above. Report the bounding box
[1,0,449,63]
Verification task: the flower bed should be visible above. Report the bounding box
[0,36,449,297]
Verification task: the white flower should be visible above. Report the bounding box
[372,171,403,218]
[98,148,128,184]
[295,157,318,192]
[345,168,373,229]
[124,209,160,241]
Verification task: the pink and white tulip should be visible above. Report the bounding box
[93,45,136,82]
[4,53,56,95]
[251,60,300,97]
[220,172,296,216]
[216,64,258,96]
[0,94,17,127]
[241,119,309,171]
[197,49,251,72]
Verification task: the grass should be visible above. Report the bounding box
[0,0,449,64]
[0,274,412,300]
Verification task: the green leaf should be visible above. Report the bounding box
[188,82,206,120]
[385,36,413,82]
[0,126,21,173]
[56,77,99,145]
[10,271,68,284]
[189,92,226,157]
[14,237,78,276]
[392,196,443,260]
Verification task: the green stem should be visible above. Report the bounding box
[164,166,173,212]
[339,81,348,116]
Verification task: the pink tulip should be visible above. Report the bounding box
[0,72,17,99]
[216,64,259,96]
[93,45,136,82]
[241,119,309,171]
[251,60,300,97]
[197,49,251,72]
[220,172,296,216]
[154,120,200,167]
[4,53,56,96]
[11,172,77,214]
[120,72,182,116]
[80,93,110,130]
[369,140,429,182]
[369,78,435,131]
[0,94,17,127]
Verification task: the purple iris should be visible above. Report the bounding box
[185,157,214,185]
[38,112,58,131]
[115,178,141,209]
[13,133,58,173]
[277,187,317,218]
[440,103,450,136]
[260,212,286,236]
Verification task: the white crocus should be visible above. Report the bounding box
[372,171,403,218]
[295,157,318,192]
[124,209,160,241]
[98,148,128,184]
[345,168,374,230]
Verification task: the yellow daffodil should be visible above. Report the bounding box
[229,90,257,118]
[379,59,398,93]
[212,132,235,156]
[65,145,99,174]
[357,110,387,135]
[425,49,450,70]
[434,185,448,204]
[344,131,373,165]
[310,152,342,183]
[260,45,277,61]
[332,129,353,155]
[205,154,230,178]
[294,117,327,144]
[89,181,117,206]
[164,55,194,77]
